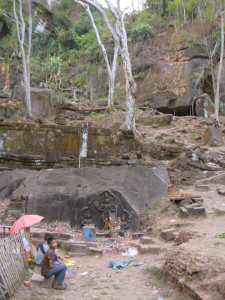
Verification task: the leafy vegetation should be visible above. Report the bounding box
[215,233,225,238]
[0,0,224,105]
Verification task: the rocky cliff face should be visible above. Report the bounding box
[132,26,220,115]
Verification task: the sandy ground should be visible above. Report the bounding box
[11,252,192,300]
[11,182,225,300]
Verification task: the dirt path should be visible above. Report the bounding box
[12,251,192,300]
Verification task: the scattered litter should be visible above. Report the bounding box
[107,260,142,270]
[211,203,225,206]
[158,297,163,300]
[99,234,136,255]
[122,247,138,257]
[78,272,88,276]
[66,263,75,267]
[152,289,158,296]
[170,220,176,223]
[192,153,199,161]
[66,269,74,278]
[203,171,208,174]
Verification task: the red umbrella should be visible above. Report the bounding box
[10,214,44,233]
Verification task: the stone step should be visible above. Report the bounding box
[132,233,144,239]
[71,244,87,254]
[138,244,162,254]
[195,185,209,191]
[218,189,225,196]
[33,265,41,274]
[161,229,176,241]
[88,247,102,254]
[86,242,98,248]
[140,237,155,245]
[8,202,24,210]
[30,273,44,285]
[68,251,87,257]
[6,210,21,216]
[63,241,86,251]
[42,276,54,289]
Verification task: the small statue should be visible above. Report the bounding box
[120,215,129,230]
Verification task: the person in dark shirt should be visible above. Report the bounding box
[34,233,51,265]
[41,237,67,290]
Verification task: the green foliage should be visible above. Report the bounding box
[130,23,151,42]
[190,133,197,139]
[134,72,145,80]
[185,276,191,282]
[53,12,73,30]
[68,115,76,120]
[113,87,126,102]
[215,233,225,238]
[90,112,97,117]
[174,30,189,44]
[98,114,106,120]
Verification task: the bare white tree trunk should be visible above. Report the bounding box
[109,41,119,107]
[215,12,224,122]
[76,1,119,109]
[117,9,137,130]
[181,0,187,24]
[74,0,137,131]
[13,0,32,116]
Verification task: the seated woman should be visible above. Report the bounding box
[41,237,67,290]
[34,233,51,265]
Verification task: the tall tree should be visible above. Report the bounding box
[73,0,137,131]
[198,0,225,121]
[75,1,119,109]
[214,10,224,121]
[13,0,32,116]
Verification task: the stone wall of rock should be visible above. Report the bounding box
[0,122,139,169]
[132,26,219,115]
[0,166,170,231]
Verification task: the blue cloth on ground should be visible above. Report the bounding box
[106,260,142,270]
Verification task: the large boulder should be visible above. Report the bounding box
[0,100,24,121]
[0,166,170,231]
[195,94,215,118]
[202,127,224,147]
[11,86,55,117]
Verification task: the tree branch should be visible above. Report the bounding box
[73,0,119,42]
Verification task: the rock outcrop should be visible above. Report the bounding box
[11,86,55,117]
[0,166,170,231]
[132,26,214,115]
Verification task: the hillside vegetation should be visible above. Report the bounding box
[0,0,223,104]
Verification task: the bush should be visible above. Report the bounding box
[130,24,151,42]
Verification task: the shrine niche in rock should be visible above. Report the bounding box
[78,190,138,230]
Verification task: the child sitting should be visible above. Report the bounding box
[41,237,67,290]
